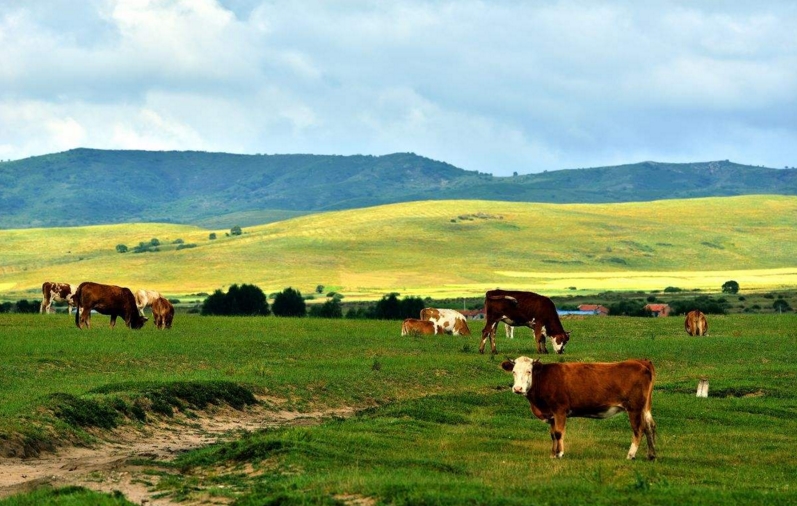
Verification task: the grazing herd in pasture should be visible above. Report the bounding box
[39,281,173,330]
[36,278,713,460]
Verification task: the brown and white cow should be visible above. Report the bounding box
[401,318,444,336]
[685,309,708,336]
[74,281,148,330]
[501,357,657,460]
[481,289,569,355]
[151,297,175,330]
[135,289,162,316]
[420,308,471,336]
[40,281,76,315]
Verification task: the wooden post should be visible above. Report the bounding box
[696,378,709,398]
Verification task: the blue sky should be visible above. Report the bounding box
[1,0,795,175]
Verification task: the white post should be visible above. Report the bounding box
[696,378,709,398]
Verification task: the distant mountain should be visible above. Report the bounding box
[1,148,796,228]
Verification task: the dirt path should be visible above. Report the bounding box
[0,402,356,505]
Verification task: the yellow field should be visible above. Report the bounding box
[2,195,797,300]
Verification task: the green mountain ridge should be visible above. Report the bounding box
[1,148,795,228]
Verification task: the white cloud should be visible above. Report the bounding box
[0,0,796,173]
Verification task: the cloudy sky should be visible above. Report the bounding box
[1,0,796,175]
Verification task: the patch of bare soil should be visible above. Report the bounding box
[0,398,357,505]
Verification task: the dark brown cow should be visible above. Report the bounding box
[40,281,76,315]
[501,357,657,460]
[685,309,708,336]
[151,297,175,330]
[74,281,148,330]
[481,289,569,355]
[401,318,443,336]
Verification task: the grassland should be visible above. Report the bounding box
[2,195,797,301]
[1,312,796,504]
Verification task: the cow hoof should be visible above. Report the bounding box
[648,455,656,461]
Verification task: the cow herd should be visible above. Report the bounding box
[40,281,174,330]
[38,279,713,461]
[409,288,711,460]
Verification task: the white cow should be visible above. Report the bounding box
[420,308,471,336]
[135,289,162,316]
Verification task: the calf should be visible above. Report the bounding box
[151,297,175,329]
[481,289,569,355]
[685,310,708,336]
[40,281,76,315]
[401,318,443,336]
[74,281,148,330]
[420,308,471,336]
[501,357,657,460]
[135,289,162,316]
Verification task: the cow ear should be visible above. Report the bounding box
[500,360,515,371]
[532,358,541,365]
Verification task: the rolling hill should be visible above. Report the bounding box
[2,196,796,300]
[2,148,797,229]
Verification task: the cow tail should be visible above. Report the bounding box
[73,284,82,329]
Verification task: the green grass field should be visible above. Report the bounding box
[1,313,795,504]
[2,195,797,300]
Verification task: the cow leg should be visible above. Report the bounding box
[627,409,656,460]
[479,320,498,354]
[109,315,117,329]
[534,321,548,354]
[549,414,566,458]
[40,297,49,314]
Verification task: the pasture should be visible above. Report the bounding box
[1,313,796,505]
[3,196,797,300]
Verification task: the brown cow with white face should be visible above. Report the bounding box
[74,281,147,330]
[420,308,471,336]
[685,310,708,336]
[151,297,175,329]
[481,289,569,355]
[40,282,76,315]
[401,318,443,336]
[501,357,657,460]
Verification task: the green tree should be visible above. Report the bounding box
[773,299,791,313]
[200,284,270,316]
[374,293,402,319]
[115,244,128,253]
[209,233,217,240]
[316,284,324,294]
[310,299,343,318]
[230,225,242,236]
[722,280,739,294]
[272,288,306,317]
[150,238,160,246]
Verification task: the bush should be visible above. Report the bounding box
[663,286,683,293]
[607,300,652,317]
[272,288,307,317]
[230,226,242,236]
[773,299,792,313]
[200,284,270,316]
[115,244,128,253]
[722,280,740,294]
[176,243,197,250]
[670,296,729,315]
[373,293,426,320]
[172,238,184,244]
[209,233,217,240]
[309,299,343,318]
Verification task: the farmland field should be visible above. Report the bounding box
[1,312,796,504]
[2,195,797,300]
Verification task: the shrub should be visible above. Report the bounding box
[607,300,651,317]
[176,243,197,250]
[200,284,270,316]
[272,288,307,317]
[773,299,792,313]
[670,296,729,315]
[663,286,683,293]
[722,280,740,294]
[115,244,128,253]
[172,238,184,244]
[209,233,217,240]
[230,225,242,236]
[309,299,343,318]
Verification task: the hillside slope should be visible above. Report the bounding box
[2,149,796,228]
[2,196,796,299]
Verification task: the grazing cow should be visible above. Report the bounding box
[420,308,472,336]
[480,290,569,355]
[40,282,76,315]
[501,357,657,460]
[135,289,162,316]
[401,318,443,336]
[151,297,175,330]
[685,310,708,336]
[74,281,147,330]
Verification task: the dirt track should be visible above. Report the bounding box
[0,402,356,505]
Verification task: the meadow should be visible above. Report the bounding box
[2,196,797,301]
[0,312,795,505]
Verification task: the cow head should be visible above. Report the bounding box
[130,314,148,330]
[550,332,570,354]
[501,356,537,395]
